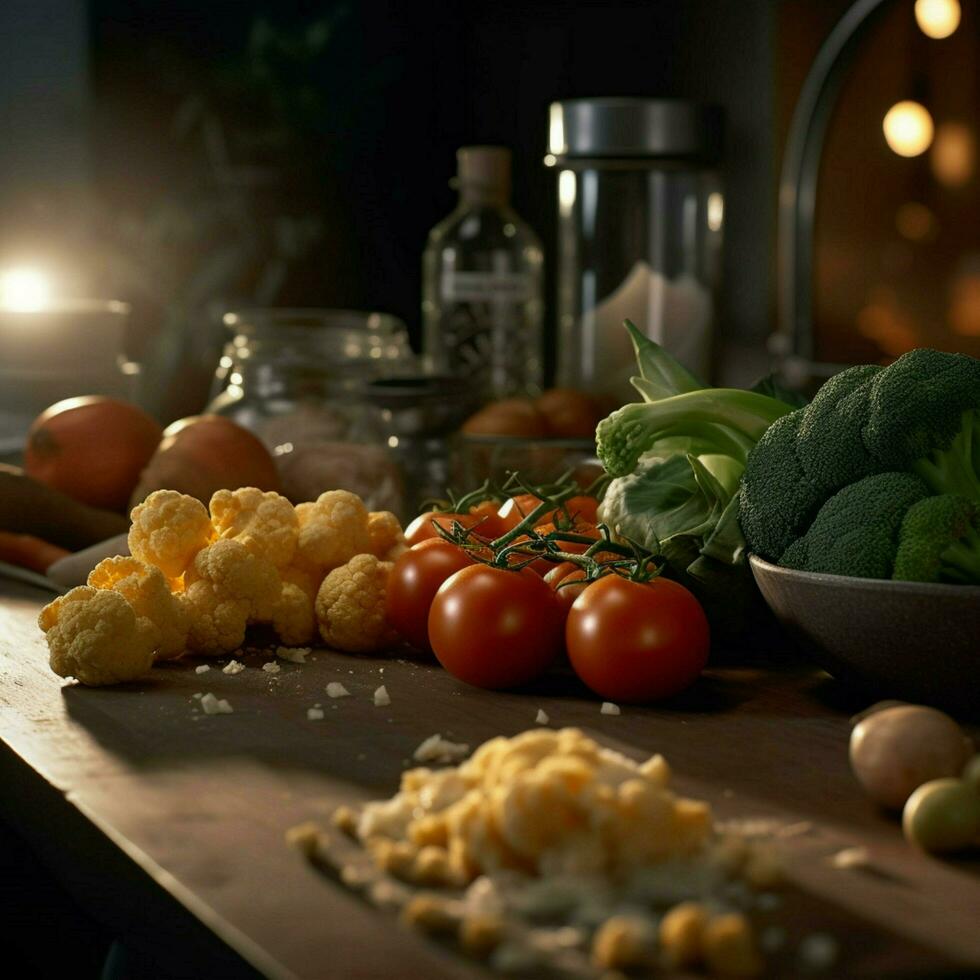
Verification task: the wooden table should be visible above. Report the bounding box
[1,579,977,979]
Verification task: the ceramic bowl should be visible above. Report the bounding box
[748,555,980,712]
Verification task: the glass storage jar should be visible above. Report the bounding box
[361,375,476,517]
[547,98,724,403]
[206,308,416,511]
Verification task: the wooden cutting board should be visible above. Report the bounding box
[0,579,977,979]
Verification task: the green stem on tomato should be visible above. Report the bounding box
[432,472,662,582]
[489,494,572,550]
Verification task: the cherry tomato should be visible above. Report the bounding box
[544,561,588,614]
[466,500,505,540]
[495,494,544,532]
[428,565,564,689]
[495,494,600,535]
[556,495,599,525]
[522,520,601,576]
[404,511,479,548]
[566,575,709,702]
[386,540,474,651]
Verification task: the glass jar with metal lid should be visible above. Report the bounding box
[546,98,724,402]
[206,308,416,510]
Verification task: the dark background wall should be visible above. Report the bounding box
[0,0,779,419]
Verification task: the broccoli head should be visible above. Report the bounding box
[779,473,930,579]
[738,412,820,562]
[795,363,883,494]
[893,494,980,585]
[863,349,980,498]
[740,349,980,563]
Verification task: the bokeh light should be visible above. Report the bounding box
[914,0,961,40]
[707,192,724,232]
[0,267,51,312]
[949,257,980,336]
[930,121,975,187]
[883,100,934,158]
[895,202,938,242]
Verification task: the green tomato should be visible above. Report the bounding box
[902,778,980,854]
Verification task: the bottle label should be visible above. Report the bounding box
[441,271,533,303]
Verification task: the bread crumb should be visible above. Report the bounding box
[600,702,621,716]
[194,664,210,674]
[277,646,311,664]
[307,707,325,721]
[413,734,470,764]
[332,805,359,836]
[703,912,763,977]
[830,846,871,870]
[222,659,245,675]
[327,682,351,698]
[776,820,813,838]
[262,662,281,674]
[285,821,322,859]
[200,692,233,715]
[535,709,550,725]
[401,893,459,936]
[374,685,391,707]
[591,915,656,970]
[459,913,504,958]
[798,933,839,971]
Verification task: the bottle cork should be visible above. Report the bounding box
[455,146,511,203]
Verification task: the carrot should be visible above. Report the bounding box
[0,464,129,549]
[0,531,71,573]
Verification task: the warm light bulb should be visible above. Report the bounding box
[883,101,934,158]
[0,266,51,312]
[914,0,961,39]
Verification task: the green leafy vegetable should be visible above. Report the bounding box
[893,494,980,584]
[739,347,980,584]
[597,322,801,635]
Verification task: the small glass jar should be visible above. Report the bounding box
[206,309,416,511]
[547,98,724,402]
[361,375,476,517]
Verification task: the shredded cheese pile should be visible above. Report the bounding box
[293,728,795,978]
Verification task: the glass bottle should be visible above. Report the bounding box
[422,146,544,401]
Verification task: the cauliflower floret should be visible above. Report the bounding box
[296,490,371,573]
[315,553,398,653]
[129,490,213,581]
[209,487,298,569]
[185,539,281,621]
[88,556,189,660]
[271,566,318,647]
[180,581,251,655]
[367,511,406,561]
[39,587,156,686]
